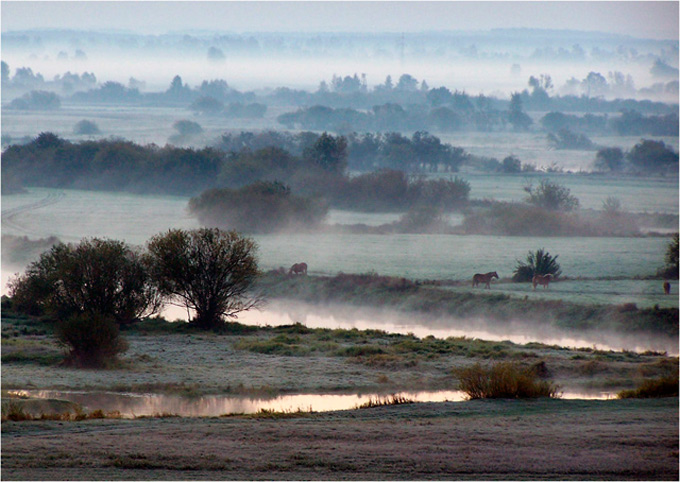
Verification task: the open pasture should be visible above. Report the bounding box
[446,278,678,309]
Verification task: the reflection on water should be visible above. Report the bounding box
[9,389,615,418]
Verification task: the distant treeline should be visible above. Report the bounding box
[1,132,471,211]
[4,65,677,133]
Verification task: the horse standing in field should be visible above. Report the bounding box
[289,262,308,276]
[472,271,499,289]
[663,281,671,295]
[532,273,553,290]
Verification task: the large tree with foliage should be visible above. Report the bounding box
[146,228,260,330]
[9,238,161,324]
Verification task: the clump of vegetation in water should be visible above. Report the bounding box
[455,362,560,399]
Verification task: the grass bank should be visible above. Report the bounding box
[257,272,679,338]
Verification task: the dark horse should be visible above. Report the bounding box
[289,262,308,276]
[532,273,552,290]
[472,271,498,289]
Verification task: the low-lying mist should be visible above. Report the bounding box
[166,298,678,355]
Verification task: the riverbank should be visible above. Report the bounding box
[2,397,678,480]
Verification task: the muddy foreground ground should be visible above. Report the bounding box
[2,397,678,480]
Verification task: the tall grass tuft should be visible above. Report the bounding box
[618,374,679,399]
[356,394,414,409]
[455,362,560,399]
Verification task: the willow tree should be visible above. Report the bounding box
[146,228,260,330]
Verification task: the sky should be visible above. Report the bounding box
[1,1,678,40]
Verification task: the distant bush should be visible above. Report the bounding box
[73,119,101,135]
[56,312,128,367]
[189,96,224,114]
[626,139,678,175]
[547,128,596,150]
[513,248,562,282]
[331,170,469,212]
[455,362,560,399]
[524,179,579,211]
[618,374,679,398]
[188,181,328,233]
[462,202,593,237]
[1,234,61,265]
[594,147,624,172]
[172,120,203,136]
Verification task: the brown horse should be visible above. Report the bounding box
[472,271,498,289]
[289,262,308,276]
[663,281,671,295]
[532,273,552,290]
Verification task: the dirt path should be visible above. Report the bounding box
[1,192,65,236]
[2,398,677,480]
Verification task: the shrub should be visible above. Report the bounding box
[55,312,128,367]
[512,248,562,282]
[618,374,679,398]
[188,181,328,233]
[660,233,679,278]
[73,119,101,135]
[455,362,560,399]
[524,179,580,211]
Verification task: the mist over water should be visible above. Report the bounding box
[162,300,677,356]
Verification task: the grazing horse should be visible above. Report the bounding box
[532,273,553,290]
[472,271,499,289]
[663,281,671,295]
[289,262,308,276]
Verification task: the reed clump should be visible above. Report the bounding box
[618,374,679,399]
[455,361,560,399]
[356,394,415,409]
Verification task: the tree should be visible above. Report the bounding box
[524,179,579,211]
[9,238,161,324]
[582,71,608,97]
[512,248,562,282]
[303,132,348,174]
[594,147,624,172]
[501,155,522,173]
[1,61,9,83]
[146,228,260,330]
[663,233,679,278]
[626,139,678,174]
[507,92,532,131]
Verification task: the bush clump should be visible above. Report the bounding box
[455,362,560,399]
[55,312,128,367]
[189,181,328,233]
[618,374,679,399]
[512,248,562,282]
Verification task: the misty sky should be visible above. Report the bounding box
[1,1,678,40]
